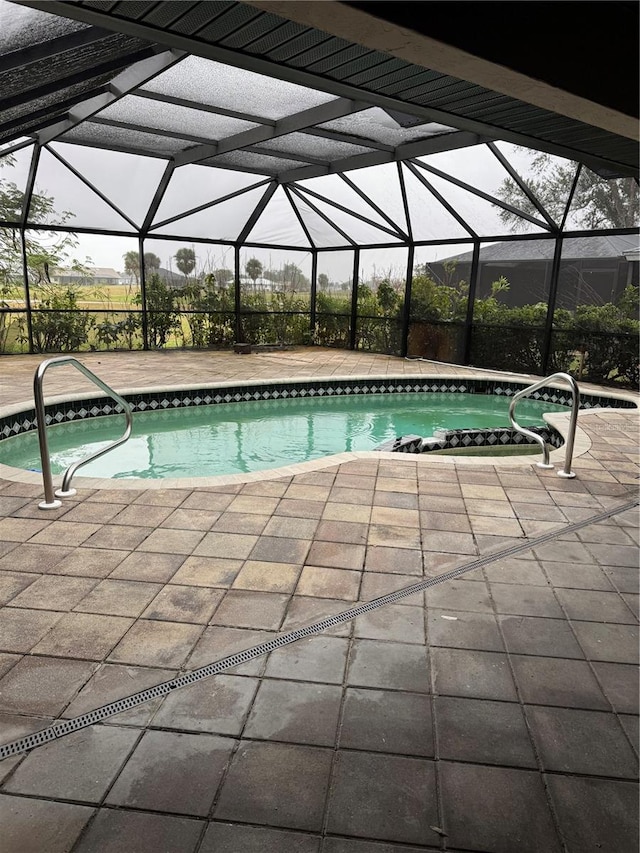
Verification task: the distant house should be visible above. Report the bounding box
[148,272,306,292]
[51,267,123,286]
[429,235,639,310]
[148,271,270,290]
[240,275,274,291]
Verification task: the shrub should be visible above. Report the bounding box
[25,285,95,352]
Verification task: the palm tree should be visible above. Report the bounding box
[175,247,196,281]
[143,252,161,273]
[123,250,140,285]
[245,257,263,292]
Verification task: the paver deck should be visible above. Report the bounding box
[0,348,637,852]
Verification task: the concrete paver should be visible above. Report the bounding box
[0,348,637,851]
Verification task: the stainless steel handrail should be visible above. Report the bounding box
[34,356,133,509]
[508,371,580,478]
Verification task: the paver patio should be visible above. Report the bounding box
[0,348,637,852]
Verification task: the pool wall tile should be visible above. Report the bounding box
[0,378,634,453]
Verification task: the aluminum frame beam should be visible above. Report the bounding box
[132,89,275,126]
[397,161,413,243]
[340,172,409,241]
[288,185,356,247]
[44,144,139,229]
[404,161,476,239]
[293,184,405,242]
[236,181,278,243]
[410,158,553,232]
[149,177,271,231]
[283,184,315,248]
[487,142,559,231]
[0,46,156,117]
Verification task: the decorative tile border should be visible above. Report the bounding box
[420,425,564,454]
[0,376,635,444]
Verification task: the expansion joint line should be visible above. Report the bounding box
[0,497,637,760]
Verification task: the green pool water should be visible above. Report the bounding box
[0,392,569,479]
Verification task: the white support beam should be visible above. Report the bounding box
[36,48,186,146]
[278,129,483,183]
[173,97,370,167]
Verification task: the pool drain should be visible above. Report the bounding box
[0,497,637,760]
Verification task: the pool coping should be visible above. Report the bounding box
[0,372,637,491]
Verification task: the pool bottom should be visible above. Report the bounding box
[0,393,569,480]
[0,411,595,491]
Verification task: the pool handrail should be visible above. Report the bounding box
[508,372,580,477]
[34,356,133,509]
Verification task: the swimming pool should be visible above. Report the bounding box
[0,373,634,483]
[0,391,571,479]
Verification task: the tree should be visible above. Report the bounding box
[245,257,263,290]
[1,152,94,352]
[0,153,80,291]
[138,273,179,348]
[175,247,196,280]
[143,252,161,272]
[496,151,639,230]
[281,262,309,291]
[376,279,400,314]
[409,272,468,322]
[123,250,140,285]
[318,272,329,292]
[213,267,233,287]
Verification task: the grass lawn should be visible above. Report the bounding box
[74,284,139,309]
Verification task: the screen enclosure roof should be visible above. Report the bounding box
[0,0,637,249]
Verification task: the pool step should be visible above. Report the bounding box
[374,434,424,453]
[375,425,562,455]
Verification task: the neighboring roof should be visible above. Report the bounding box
[1,0,637,179]
[155,266,184,285]
[443,235,640,265]
[52,266,122,278]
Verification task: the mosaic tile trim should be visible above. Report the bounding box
[419,426,563,454]
[485,383,630,409]
[0,377,634,443]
